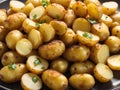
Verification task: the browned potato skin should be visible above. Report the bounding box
[70,61,95,74]
[72,1,87,17]
[38,40,65,60]
[105,36,120,53]
[0,26,8,41]
[42,69,68,90]
[112,25,120,38]
[0,64,28,83]
[0,9,7,26]
[63,45,90,62]
[4,12,27,30]
[1,51,25,66]
[50,58,68,73]
[84,0,101,6]
[69,74,95,90]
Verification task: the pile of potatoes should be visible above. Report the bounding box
[0,0,120,90]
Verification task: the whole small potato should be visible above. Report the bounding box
[70,61,95,74]
[111,25,120,38]
[0,26,8,41]
[0,63,28,83]
[84,0,101,6]
[50,58,68,73]
[69,74,95,90]
[38,40,65,60]
[63,45,90,62]
[111,12,120,24]
[42,69,68,90]
[0,9,7,26]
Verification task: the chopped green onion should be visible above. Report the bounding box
[87,18,98,24]
[34,58,41,66]
[41,66,45,70]
[8,63,16,70]
[36,22,41,27]
[33,14,37,19]
[55,14,60,19]
[41,0,50,8]
[36,19,46,27]
[82,32,93,39]
[105,16,108,19]
[32,76,38,83]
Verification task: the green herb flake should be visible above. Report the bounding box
[36,20,46,27]
[33,14,37,19]
[34,58,41,66]
[36,22,41,27]
[82,32,93,39]
[87,18,98,24]
[8,63,16,70]
[41,0,50,8]
[32,76,38,83]
[41,66,45,69]
[55,14,60,19]
[105,16,108,19]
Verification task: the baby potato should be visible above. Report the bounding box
[63,45,90,62]
[60,28,77,46]
[23,18,37,33]
[72,1,87,17]
[91,22,110,41]
[25,0,42,7]
[46,3,66,20]
[29,6,45,21]
[5,30,24,50]
[84,0,101,6]
[21,73,42,90]
[111,12,120,24]
[10,0,25,12]
[38,40,65,60]
[72,18,91,32]
[4,12,27,30]
[0,41,8,58]
[50,58,68,73]
[100,14,113,27]
[16,38,33,56]
[26,55,49,74]
[64,9,76,27]
[107,55,120,70]
[69,74,95,90]
[50,0,71,8]
[42,69,68,90]
[39,23,55,42]
[50,20,67,35]
[90,43,110,64]
[102,1,118,15]
[0,63,28,83]
[1,51,25,66]
[94,63,113,83]
[105,36,120,53]
[28,29,43,49]
[77,30,100,47]
[111,25,120,38]
[0,26,8,41]
[70,61,95,74]
[0,9,7,26]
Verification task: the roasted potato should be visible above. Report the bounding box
[111,25,120,38]
[0,63,28,83]
[63,45,90,62]
[0,9,7,26]
[21,73,42,90]
[111,12,120,24]
[0,26,8,41]
[25,0,42,7]
[26,55,49,74]
[84,0,101,6]
[69,74,95,90]
[38,40,65,60]
[42,69,68,90]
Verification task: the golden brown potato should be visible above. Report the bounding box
[1,51,25,66]
[46,3,66,20]
[28,29,43,49]
[50,20,67,35]
[26,55,49,74]
[102,1,118,15]
[72,1,87,17]
[94,63,113,83]
[69,74,95,90]
[84,0,101,6]
[7,9,14,15]
[16,38,33,56]
[0,63,28,83]
[0,26,8,41]
[91,22,110,41]
[0,9,7,26]
[68,0,76,9]
[39,23,55,42]
[90,43,110,64]
[70,61,95,74]
[111,25,120,38]
[42,69,68,90]
[38,40,65,60]
[111,12,120,24]
[25,0,42,7]
[4,12,27,30]
[50,58,68,73]
[77,30,100,47]
[105,36,120,53]
[72,18,91,32]
[21,73,42,90]
[63,45,90,62]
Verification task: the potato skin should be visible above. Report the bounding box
[38,40,65,60]
[0,26,8,41]
[42,69,68,90]
[0,64,28,83]
[69,74,95,90]
[63,45,90,62]
[0,9,7,26]
[111,25,120,39]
